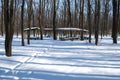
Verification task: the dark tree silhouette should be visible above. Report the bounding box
[53,0,57,40]
[94,0,100,45]
[112,0,118,44]
[21,0,25,46]
[4,0,14,57]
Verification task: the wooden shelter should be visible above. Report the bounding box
[24,27,88,40]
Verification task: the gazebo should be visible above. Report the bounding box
[24,27,88,40]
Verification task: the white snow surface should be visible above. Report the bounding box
[0,36,120,80]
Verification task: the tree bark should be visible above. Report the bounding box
[117,0,120,34]
[112,0,118,44]
[21,0,25,46]
[38,0,43,40]
[94,0,100,45]
[79,0,84,41]
[67,0,72,37]
[63,0,67,27]
[74,0,78,27]
[53,0,57,40]
[27,0,33,44]
[4,0,14,57]
[87,0,92,43]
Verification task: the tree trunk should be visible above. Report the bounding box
[79,0,84,41]
[27,0,33,44]
[94,0,100,45]
[4,0,14,57]
[38,0,43,40]
[21,0,25,46]
[102,0,110,37]
[112,0,118,44]
[74,0,78,27]
[67,0,72,37]
[87,0,92,43]
[63,0,67,27]
[53,0,57,40]
[117,0,120,34]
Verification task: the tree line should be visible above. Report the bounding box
[0,0,119,57]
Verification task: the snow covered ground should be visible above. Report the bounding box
[0,36,120,80]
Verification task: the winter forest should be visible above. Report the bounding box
[0,0,120,80]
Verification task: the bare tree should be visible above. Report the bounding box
[4,0,14,57]
[101,0,110,38]
[53,0,57,40]
[112,0,118,44]
[87,0,92,43]
[21,0,25,46]
[38,0,43,40]
[74,0,78,27]
[118,0,120,34]
[14,0,18,37]
[27,0,33,44]
[67,0,72,37]
[79,0,84,40]
[63,0,67,27]
[94,0,100,45]
[2,0,120,47]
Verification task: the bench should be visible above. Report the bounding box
[83,37,89,40]
[59,37,79,41]
[29,37,40,40]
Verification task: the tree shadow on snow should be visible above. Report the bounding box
[0,69,120,80]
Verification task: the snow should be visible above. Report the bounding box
[24,27,88,32]
[0,36,120,80]
[24,27,40,31]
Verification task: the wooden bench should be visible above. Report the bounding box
[83,37,89,40]
[59,37,79,41]
[29,37,40,40]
